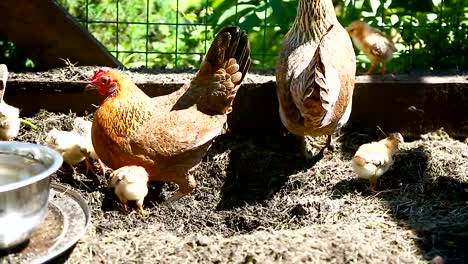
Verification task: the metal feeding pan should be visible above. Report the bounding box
[0,183,90,263]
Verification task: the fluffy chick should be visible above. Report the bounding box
[0,64,20,141]
[351,133,404,192]
[72,117,107,175]
[45,128,88,170]
[0,103,20,141]
[72,117,95,158]
[347,21,397,74]
[108,166,149,214]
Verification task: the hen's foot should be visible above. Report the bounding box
[301,135,335,160]
[163,173,196,205]
[84,158,107,185]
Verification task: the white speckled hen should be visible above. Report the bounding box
[276,0,356,159]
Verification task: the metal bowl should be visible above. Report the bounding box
[0,141,63,249]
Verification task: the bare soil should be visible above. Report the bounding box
[1,66,468,264]
[0,108,464,264]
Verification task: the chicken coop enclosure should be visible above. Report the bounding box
[0,1,467,264]
[1,0,467,71]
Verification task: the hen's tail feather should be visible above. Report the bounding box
[195,26,251,115]
[203,26,251,81]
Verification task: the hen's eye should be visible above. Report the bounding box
[101,78,108,84]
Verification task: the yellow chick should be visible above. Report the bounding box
[108,165,149,214]
[72,117,107,175]
[347,21,397,74]
[45,128,88,171]
[351,133,404,192]
[0,64,20,141]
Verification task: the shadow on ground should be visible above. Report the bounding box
[334,134,468,263]
[214,133,319,210]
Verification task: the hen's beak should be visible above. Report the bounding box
[85,84,97,91]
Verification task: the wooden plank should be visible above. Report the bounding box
[4,71,468,138]
[0,1,122,70]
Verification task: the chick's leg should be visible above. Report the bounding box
[119,198,128,213]
[69,164,77,175]
[114,189,129,212]
[368,175,377,192]
[366,61,377,75]
[380,62,386,75]
[84,157,94,175]
[136,198,148,215]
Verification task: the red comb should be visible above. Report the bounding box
[91,67,111,81]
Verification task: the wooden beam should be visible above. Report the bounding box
[4,70,468,138]
[0,1,122,70]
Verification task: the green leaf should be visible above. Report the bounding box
[432,0,442,7]
[390,14,399,25]
[369,0,381,15]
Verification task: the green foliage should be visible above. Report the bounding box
[0,38,34,72]
[60,0,211,68]
[4,0,468,71]
[206,0,298,68]
[336,0,468,71]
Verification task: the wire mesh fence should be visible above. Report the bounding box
[2,0,467,71]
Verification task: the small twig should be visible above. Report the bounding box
[377,126,387,137]
[19,118,38,129]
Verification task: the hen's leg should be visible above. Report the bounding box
[299,136,313,161]
[301,135,335,160]
[83,157,106,185]
[163,173,197,205]
[323,135,335,152]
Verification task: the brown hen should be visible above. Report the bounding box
[276,0,356,159]
[86,26,251,203]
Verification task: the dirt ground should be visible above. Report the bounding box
[0,108,463,264]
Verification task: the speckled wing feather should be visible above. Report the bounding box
[290,25,341,129]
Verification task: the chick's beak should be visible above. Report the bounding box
[85,83,97,91]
